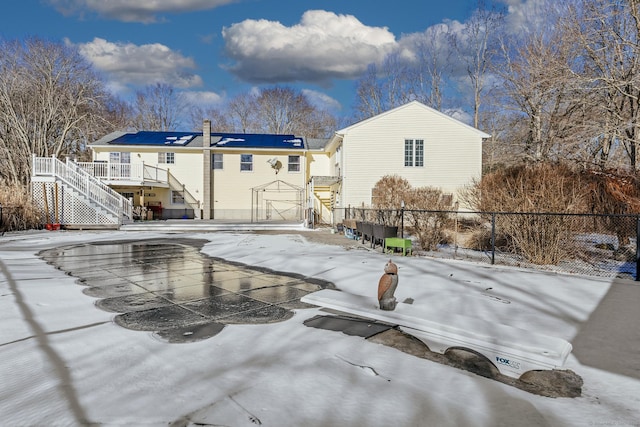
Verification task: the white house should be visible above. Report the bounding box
[310,100,489,220]
[87,120,309,221]
[31,101,488,228]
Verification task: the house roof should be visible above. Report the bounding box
[211,133,304,149]
[328,100,491,148]
[92,131,307,150]
[306,138,330,151]
[111,131,199,146]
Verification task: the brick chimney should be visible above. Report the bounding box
[203,119,211,146]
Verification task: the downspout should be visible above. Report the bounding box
[202,120,211,220]
[302,144,309,225]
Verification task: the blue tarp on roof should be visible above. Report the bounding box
[212,133,304,149]
[111,131,198,146]
[109,131,305,149]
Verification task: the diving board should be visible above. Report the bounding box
[301,289,573,379]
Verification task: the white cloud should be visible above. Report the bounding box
[496,0,557,35]
[72,38,203,90]
[301,89,342,112]
[397,20,469,77]
[443,108,473,125]
[47,0,238,23]
[182,90,225,107]
[222,10,397,84]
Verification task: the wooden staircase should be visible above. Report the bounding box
[31,156,133,229]
[310,176,341,224]
[313,184,334,212]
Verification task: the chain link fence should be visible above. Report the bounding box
[334,207,639,281]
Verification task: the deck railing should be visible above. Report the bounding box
[76,161,168,183]
[167,171,200,212]
[33,156,132,221]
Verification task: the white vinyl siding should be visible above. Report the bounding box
[209,151,307,220]
[336,102,484,208]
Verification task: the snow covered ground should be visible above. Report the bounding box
[1,229,639,426]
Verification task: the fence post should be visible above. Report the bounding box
[400,200,405,238]
[636,216,640,281]
[491,213,496,265]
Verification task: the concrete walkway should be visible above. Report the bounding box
[120,219,308,232]
[571,278,640,380]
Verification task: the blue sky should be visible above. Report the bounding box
[1,0,535,124]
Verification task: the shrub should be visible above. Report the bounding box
[371,175,411,226]
[405,186,452,251]
[581,169,640,245]
[466,226,493,251]
[0,183,42,232]
[463,163,586,264]
[369,176,455,251]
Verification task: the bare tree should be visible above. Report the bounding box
[0,37,115,185]
[493,4,584,163]
[453,1,504,128]
[352,23,455,121]
[130,83,186,131]
[353,64,386,119]
[192,87,335,137]
[414,24,454,111]
[254,86,336,138]
[188,105,233,132]
[564,0,640,170]
[353,53,427,121]
[227,92,259,133]
[255,86,307,134]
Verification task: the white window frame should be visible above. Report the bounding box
[171,190,185,204]
[212,153,223,170]
[288,155,300,172]
[404,139,424,167]
[109,152,130,163]
[240,154,253,172]
[158,152,175,164]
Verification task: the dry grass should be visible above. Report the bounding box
[0,183,42,232]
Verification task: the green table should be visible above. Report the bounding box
[384,237,412,256]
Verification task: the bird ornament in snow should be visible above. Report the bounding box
[377,259,398,311]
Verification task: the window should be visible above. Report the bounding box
[171,191,185,204]
[240,154,253,171]
[109,152,130,163]
[404,140,413,166]
[158,152,175,164]
[212,153,223,170]
[288,155,300,172]
[404,139,424,167]
[415,139,424,166]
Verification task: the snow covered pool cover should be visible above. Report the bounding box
[41,238,334,342]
